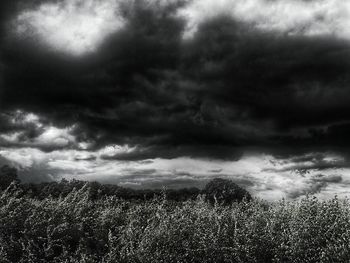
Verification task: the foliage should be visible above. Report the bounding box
[0,166,248,204]
[0,165,203,201]
[19,179,202,202]
[0,183,349,262]
[204,178,252,205]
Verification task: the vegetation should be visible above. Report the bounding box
[204,178,251,204]
[0,166,349,262]
[0,166,248,204]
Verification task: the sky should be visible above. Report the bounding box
[1,0,350,200]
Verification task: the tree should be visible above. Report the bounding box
[0,165,20,190]
[203,178,251,205]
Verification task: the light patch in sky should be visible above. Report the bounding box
[0,147,348,201]
[15,0,125,56]
[179,0,350,39]
[99,144,137,158]
[35,126,76,148]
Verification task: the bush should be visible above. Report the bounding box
[203,178,251,205]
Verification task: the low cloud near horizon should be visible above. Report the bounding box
[1,113,349,201]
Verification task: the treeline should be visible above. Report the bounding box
[0,165,251,203]
[20,179,202,201]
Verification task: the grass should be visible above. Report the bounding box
[0,184,350,262]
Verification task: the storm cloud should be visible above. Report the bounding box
[1,0,350,199]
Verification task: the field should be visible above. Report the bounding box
[0,184,349,263]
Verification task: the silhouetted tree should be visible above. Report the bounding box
[204,178,251,205]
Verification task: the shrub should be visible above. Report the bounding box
[203,178,251,205]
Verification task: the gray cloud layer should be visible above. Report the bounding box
[1,0,350,158]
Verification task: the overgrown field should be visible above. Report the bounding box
[1,185,350,263]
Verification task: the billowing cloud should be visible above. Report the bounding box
[180,0,350,39]
[14,0,125,55]
[0,111,89,151]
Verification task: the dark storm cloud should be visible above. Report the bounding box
[181,16,350,157]
[2,0,350,160]
[0,111,44,139]
[1,0,189,150]
[182,17,350,134]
